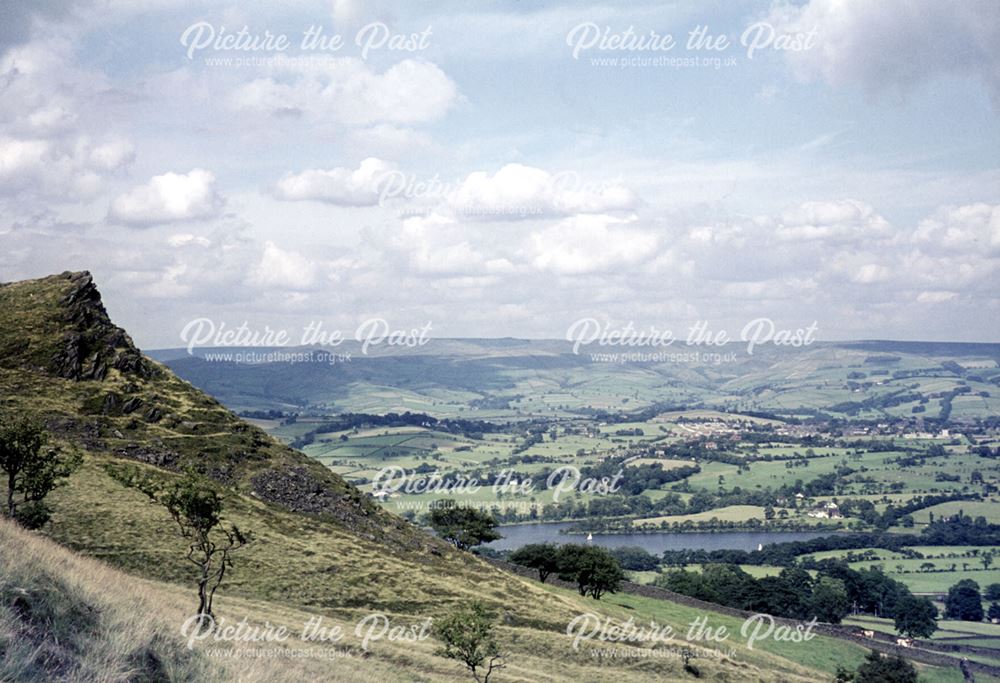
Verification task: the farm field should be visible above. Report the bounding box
[913,501,1000,525]
[633,505,782,527]
[253,403,1000,536]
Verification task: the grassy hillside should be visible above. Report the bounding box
[0,272,414,545]
[0,271,967,681]
[5,514,895,683]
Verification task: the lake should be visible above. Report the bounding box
[486,522,828,554]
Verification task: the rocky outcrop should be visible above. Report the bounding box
[50,272,159,381]
[3,270,426,553]
[250,466,377,524]
[115,443,180,468]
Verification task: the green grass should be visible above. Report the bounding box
[635,505,770,526]
[802,548,908,562]
[847,614,1000,645]
[877,568,1000,594]
[603,592,970,682]
[791,549,1000,594]
[913,501,1000,525]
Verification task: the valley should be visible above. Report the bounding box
[150,326,1000,678]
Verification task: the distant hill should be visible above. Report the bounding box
[149,333,1000,420]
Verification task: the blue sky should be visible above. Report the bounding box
[1,0,998,347]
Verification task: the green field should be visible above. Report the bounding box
[913,501,1000,525]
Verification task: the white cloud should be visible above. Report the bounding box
[447,164,639,220]
[0,3,996,345]
[685,222,748,248]
[913,203,1000,253]
[0,39,134,203]
[916,291,958,304]
[247,241,320,291]
[720,277,817,300]
[389,213,515,276]
[0,135,130,198]
[167,233,211,248]
[896,249,992,290]
[528,214,656,275]
[770,0,1000,102]
[109,169,223,226]
[774,200,891,242]
[0,138,50,179]
[230,58,458,126]
[0,40,84,135]
[87,139,134,171]
[850,263,893,284]
[330,0,367,26]
[274,158,393,206]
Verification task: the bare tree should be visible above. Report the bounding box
[107,465,250,624]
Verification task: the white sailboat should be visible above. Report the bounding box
[587,532,593,542]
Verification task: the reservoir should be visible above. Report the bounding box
[487,522,828,554]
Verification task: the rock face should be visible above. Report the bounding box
[50,272,159,381]
[251,467,372,526]
[115,443,180,468]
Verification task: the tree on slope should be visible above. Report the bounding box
[0,415,80,529]
[107,465,250,625]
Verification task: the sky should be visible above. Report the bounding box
[1,0,999,348]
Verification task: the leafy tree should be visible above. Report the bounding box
[986,583,1000,601]
[945,579,984,622]
[660,558,927,627]
[810,576,851,624]
[837,649,917,683]
[428,501,501,551]
[658,568,717,602]
[434,601,504,683]
[697,563,756,607]
[509,543,560,582]
[744,567,814,619]
[609,545,660,571]
[893,594,938,638]
[107,465,249,622]
[557,544,625,599]
[853,566,908,618]
[0,415,80,529]
[989,602,1000,622]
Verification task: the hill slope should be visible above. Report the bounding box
[0,271,412,541]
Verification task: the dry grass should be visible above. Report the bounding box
[1,514,209,682]
[2,515,853,682]
[0,516,400,682]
